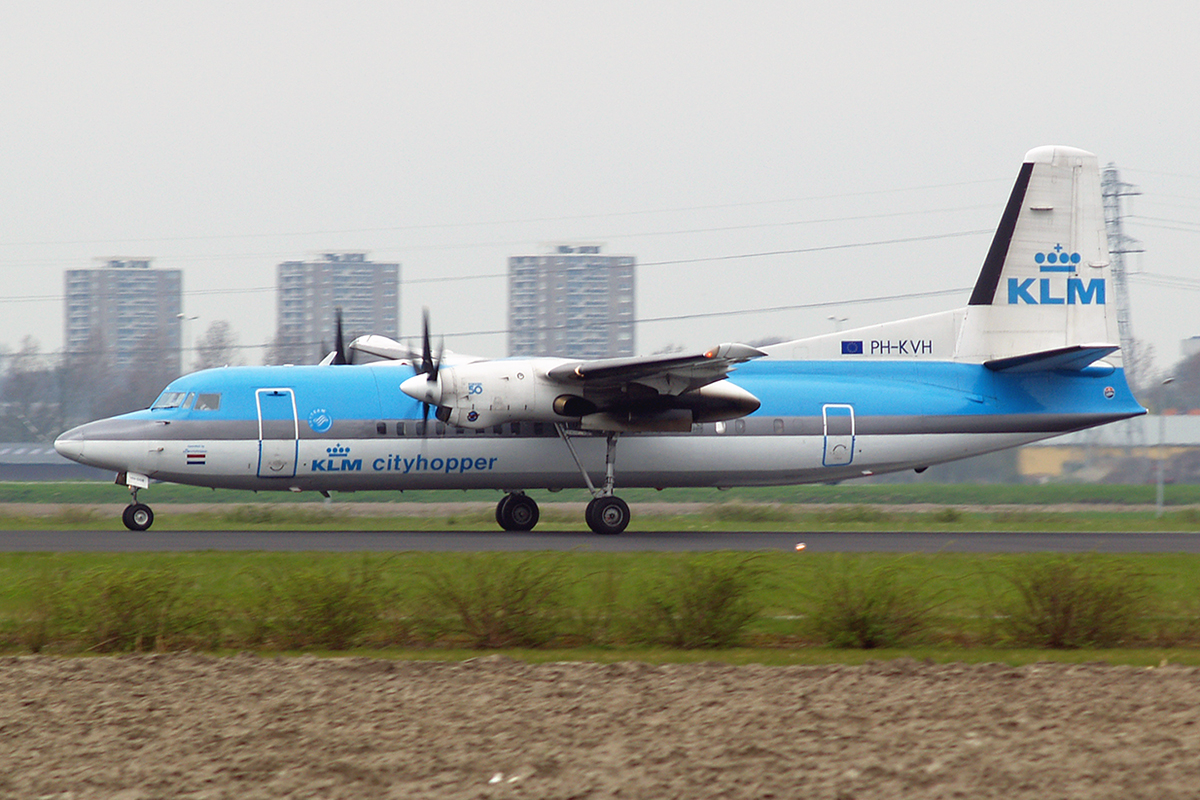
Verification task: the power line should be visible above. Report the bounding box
[0,203,995,270]
[1131,272,1200,291]
[437,287,973,340]
[15,285,978,358]
[0,228,992,303]
[0,179,1005,249]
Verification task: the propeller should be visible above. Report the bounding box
[400,307,447,426]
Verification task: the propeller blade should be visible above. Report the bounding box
[332,307,348,366]
[421,307,435,378]
[401,308,446,430]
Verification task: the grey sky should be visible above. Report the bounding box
[2,1,1197,374]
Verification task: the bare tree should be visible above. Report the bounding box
[0,337,63,440]
[193,320,243,371]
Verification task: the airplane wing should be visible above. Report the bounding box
[348,335,420,362]
[546,343,766,395]
[343,335,484,367]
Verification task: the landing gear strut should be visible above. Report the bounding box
[495,492,539,531]
[121,484,154,531]
[557,425,630,535]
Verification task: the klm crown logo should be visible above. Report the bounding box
[326,444,351,457]
[1008,244,1105,306]
[1035,244,1082,272]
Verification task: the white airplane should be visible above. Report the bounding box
[55,146,1145,534]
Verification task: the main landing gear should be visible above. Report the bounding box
[493,428,632,535]
[561,426,630,535]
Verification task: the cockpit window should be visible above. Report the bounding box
[152,391,188,410]
[193,393,221,411]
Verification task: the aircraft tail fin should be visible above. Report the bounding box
[955,146,1120,365]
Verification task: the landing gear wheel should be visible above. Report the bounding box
[495,494,513,528]
[123,503,154,531]
[586,496,630,535]
[496,493,539,532]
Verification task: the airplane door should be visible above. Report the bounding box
[256,388,298,478]
[822,404,855,467]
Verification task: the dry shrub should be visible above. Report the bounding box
[631,557,766,648]
[253,558,391,650]
[804,556,937,648]
[417,554,569,648]
[993,555,1152,648]
[27,567,207,652]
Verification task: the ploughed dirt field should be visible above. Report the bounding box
[4,655,1199,799]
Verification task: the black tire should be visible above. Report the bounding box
[503,494,539,532]
[495,494,513,528]
[123,503,154,531]
[587,496,629,535]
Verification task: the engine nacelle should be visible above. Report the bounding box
[434,358,575,429]
[412,360,763,432]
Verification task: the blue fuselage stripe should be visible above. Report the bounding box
[126,360,1143,431]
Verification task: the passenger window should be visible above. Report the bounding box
[376,421,387,435]
[735,419,746,434]
[184,393,196,409]
[397,422,406,436]
[194,393,221,411]
[435,421,446,435]
[773,419,784,434]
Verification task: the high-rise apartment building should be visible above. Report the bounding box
[274,252,400,365]
[63,258,183,373]
[508,244,635,358]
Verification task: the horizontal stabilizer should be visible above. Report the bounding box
[984,343,1119,373]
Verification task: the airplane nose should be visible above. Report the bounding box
[54,427,86,463]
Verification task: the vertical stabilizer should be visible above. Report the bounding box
[956,146,1119,363]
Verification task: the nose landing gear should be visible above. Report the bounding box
[119,473,155,531]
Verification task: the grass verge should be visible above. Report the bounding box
[2,551,1199,657]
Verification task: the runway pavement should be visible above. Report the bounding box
[2,529,1199,553]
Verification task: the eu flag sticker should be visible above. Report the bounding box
[841,340,864,355]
